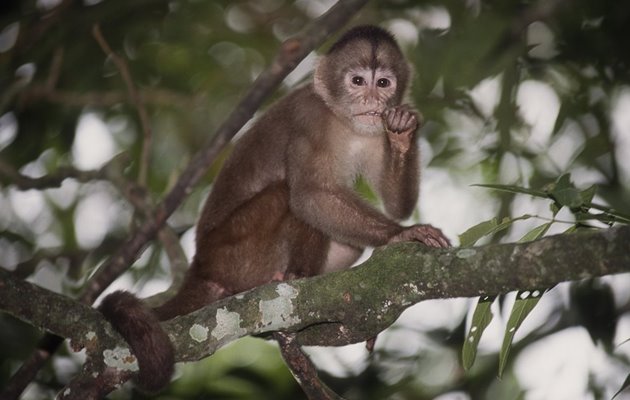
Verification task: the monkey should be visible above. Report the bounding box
[98,25,450,392]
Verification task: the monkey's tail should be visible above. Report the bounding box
[98,291,175,392]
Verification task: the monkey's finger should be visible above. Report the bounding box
[381,109,390,121]
[401,112,415,131]
[386,113,401,133]
[383,108,396,119]
[389,109,400,126]
[392,110,405,131]
[431,236,448,248]
[429,230,451,248]
[421,227,450,248]
[397,109,408,127]
[423,237,441,247]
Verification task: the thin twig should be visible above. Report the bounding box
[92,24,153,186]
[20,85,202,109]
[105,174,189,303]
[45,47,64,91]
[0,156,116,190]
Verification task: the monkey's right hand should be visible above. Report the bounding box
[383,105,422,153]
[388,224,450,248]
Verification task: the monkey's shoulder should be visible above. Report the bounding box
[252,85,330,133]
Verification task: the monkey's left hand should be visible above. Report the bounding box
[388,224,451,248]
[383,105,422,153]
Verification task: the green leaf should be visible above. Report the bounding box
[550,174,583,208]
[580,185,597,204]
[354,176,379,205]
[459,215,531,247]
[563,225,578,234]
[587,203,630,224]
[575,211,617,225]
[518,223,551,243]
[552,187,583,208]
[472,183,547,198]
[459,218,498,247]
[462,296,495,370]
[549,201,561,217]
[498,290,545,377]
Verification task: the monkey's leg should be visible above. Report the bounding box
[282,214,330,280]
[195,182,294,293]
[323,241,362,273]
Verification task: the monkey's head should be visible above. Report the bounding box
[314,25,411,135]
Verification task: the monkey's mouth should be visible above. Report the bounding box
[355,110,382,117]
[353,110,384,128]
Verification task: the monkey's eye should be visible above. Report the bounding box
[376,78,391,88]
[351,76,366,86]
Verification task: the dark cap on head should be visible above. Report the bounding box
[328,25,400,55]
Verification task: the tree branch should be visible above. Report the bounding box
[0,153,127,190]
[1,225,629,398]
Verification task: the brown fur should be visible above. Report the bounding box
[98,25,449,392]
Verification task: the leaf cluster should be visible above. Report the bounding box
[459,174,629,395]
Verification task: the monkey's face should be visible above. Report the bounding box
[344,65,398,133]
[315,35,410,136]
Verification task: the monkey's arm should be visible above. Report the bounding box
[287,115,447,249]
[374,106,420,220]
[289,168,447,249]
[289,178,402,247]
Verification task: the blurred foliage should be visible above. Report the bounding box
[1,0,630,399]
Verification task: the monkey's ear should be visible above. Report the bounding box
[313,57,325,83]
[313,57,332,102]
[395,61,414,105]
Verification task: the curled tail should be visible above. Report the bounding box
[98,291,174,392]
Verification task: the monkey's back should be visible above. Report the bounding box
[196,85,317,232]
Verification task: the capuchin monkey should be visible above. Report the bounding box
[99,25,450,392]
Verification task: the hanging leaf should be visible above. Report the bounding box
[570,280,617,353]
[462,295,495,370]
[498,290,545,377]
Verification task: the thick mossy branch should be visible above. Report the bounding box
[112,226,630,355]
[1,225,629,386]
[0,269,106,342]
